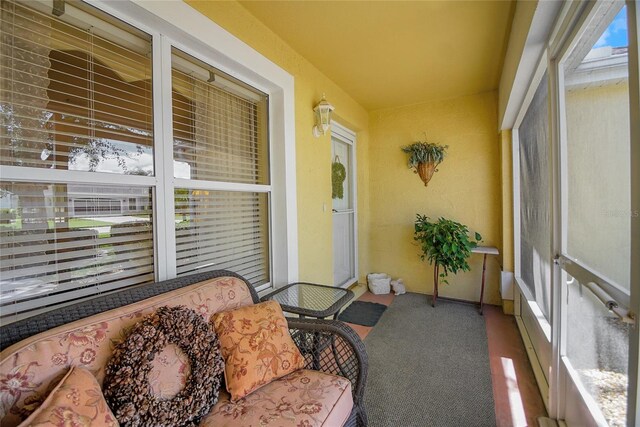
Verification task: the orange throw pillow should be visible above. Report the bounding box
[212,300,305,401]
[18,366,118,427]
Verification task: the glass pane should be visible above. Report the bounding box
[174,189,269,287]
[269,283,349,312]
[172,49,269,184]
[563,4,630,289]
[333,212,354,286]
[0,181,154,322]
[0,1,154,175]
[519,73,552,319]
[566,273,629,426]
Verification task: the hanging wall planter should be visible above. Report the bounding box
[401,140,448,187]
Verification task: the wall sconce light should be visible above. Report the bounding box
[312,94,335,137]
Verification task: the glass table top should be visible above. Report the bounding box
[265,283,353,316]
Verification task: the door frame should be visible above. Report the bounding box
[331,121,358,288]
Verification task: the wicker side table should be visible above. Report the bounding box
[262,283,355,372]
[261,282,354,319]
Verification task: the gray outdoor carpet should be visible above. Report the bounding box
[364,293,496,427]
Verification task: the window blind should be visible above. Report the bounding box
[172,49,271,289]
[0,1,156,323]
[171,50,269,184]
[0,181,154,321]
[0,0,154,175]
[175,189,270,287]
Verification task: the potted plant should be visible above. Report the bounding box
[414,214,482,307]
[401,140,448,187]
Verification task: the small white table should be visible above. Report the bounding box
[471,246,499,314]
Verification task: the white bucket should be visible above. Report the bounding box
[367,273,391,295]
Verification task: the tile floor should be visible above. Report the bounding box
[345,291,546,427]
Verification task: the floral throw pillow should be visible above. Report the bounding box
[211,300,305,401]
[17,366,118,427]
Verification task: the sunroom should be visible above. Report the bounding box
[0,0,638,426]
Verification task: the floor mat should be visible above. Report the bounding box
[338,301,387,326]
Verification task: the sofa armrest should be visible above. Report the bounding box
[287,318,368,426]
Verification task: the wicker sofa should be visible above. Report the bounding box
[0,270,368,426]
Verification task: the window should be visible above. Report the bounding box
[171,49,269,185]
[1,0,155,322]
[0,0,293,323]
[171,49,270,287]
[0,181,154,319]
[0,0,154,175]
[517,73,552,319]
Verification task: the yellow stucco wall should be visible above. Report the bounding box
[368,92,502,305]
[185,0,371,285]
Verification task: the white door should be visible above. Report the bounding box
[331,123,357,288]
[512,3,640,425]
[554,2,637,425]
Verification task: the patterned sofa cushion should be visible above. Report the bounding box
[212,300,305,401]
[0,276,253,427]
[17,366,118,427]
[201,369,353,427]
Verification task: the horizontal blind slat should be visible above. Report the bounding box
[1,232,152,256]
[0,178,154,320]
[1,239,153,267]
[1,271,155,310]
[171,50,267,185]
[174,188,269,284]
[1,246,154,281]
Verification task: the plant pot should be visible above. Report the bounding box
[416,162,437,187]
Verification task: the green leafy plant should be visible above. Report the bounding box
[414,214,482,286]
[401,141,448,169]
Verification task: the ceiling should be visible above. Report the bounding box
[239,1,514,111]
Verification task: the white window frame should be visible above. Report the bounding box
[0,0,299,315]
[511,50,553,414]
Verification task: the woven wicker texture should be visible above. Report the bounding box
[417,161,437,186]
[0,271,368,426]
[288,318,368,427]
[0,270,259,351]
